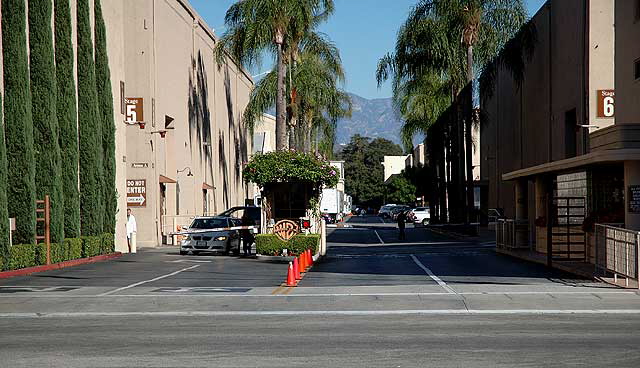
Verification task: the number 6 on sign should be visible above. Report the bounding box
[597,90,614,118]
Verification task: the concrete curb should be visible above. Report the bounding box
[0,252,123,279]
[495,248,595,280]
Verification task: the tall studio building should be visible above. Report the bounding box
[481,0,640,263]
[0,0,254,250]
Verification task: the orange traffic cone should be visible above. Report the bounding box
[286,262,296,287]
[299,252,307,272]
[293,257,301,280]
[308,249,314,266]
[304,250,310,270]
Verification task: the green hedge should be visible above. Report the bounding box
[2,234,115,271]
[81,236,102,258]
[65,237,83,260]
[255,234,320,256]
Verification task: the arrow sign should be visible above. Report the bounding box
[127,194,146,206]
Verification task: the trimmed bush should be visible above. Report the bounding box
[54,0,81,238]
[65,238,83,260]
[81,236,102,258]
[2,0,37,245]
[77,0,104,236]
[29,0,65,244]
[255,234,320,256]
[6,244,38,271]
[100,233,115,254]
[94,0,117,235]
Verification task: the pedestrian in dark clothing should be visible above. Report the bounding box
[397,211,407,241]
[240,215,255,256]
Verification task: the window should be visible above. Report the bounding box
[635,58,640,81]
[565,109,577,159]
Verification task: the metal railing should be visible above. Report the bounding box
[595,224,640,285]
[496,219,530,250]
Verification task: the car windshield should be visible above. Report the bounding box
[190,218,228,229]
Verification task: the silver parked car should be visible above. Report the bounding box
[410,207,430,225]
[180,216,240,256]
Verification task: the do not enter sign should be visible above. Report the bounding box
[127,179,147,207]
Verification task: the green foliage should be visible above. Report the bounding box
[255,234,320,256]
[65,238,83,260]
[6,244,38,270]
[54,0,81,238]
[2,0,36,244]
[29,0,65,244]
[244,151,339,188]
[0,71,9,270]
[77,0,104,236]
[385,175,417,205]
[94,0,117,234]
[81,236,102,258]
[338,135,403,208]
[100,233,115,254]
[2,237,111,271]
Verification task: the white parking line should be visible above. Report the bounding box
[2,309,640,318]
[410,254,456,294]
[374,230,384,244]
[98,265,201,296]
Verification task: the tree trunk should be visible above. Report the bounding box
[275,42,287,150]
[465,45,475,224]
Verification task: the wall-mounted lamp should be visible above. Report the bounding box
[177,167,193,177]
[578,124,600,129]
[151,130,167,138]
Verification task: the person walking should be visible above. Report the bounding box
[397,210,407,241]
[126,208,137,253]
[240,214,255,256]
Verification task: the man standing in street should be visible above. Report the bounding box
[126,208,137,253]
[397,210,407,241]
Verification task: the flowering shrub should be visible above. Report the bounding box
[243,151,339,188]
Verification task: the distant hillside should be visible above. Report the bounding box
[268,92,423,148]
[337,93,424,147]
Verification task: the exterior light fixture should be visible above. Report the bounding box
[177,167,193,177]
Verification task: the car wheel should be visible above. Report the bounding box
[422,218,429,226]
[180,250,188,255]
[223,243,230,256]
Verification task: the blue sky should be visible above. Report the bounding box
[190,0,547,99]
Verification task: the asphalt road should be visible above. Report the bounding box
[1,215,640,367]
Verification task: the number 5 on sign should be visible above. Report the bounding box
[124,97,144,123]
[597,90,615,118]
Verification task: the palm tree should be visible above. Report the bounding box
[241,49,351,155]
[378,0,534,223]
[215,0,335,151]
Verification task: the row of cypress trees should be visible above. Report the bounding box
[0,0,116,267]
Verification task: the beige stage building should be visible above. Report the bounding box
[106,0,253,249]
[22,0,255,251]
[481,0,640,285]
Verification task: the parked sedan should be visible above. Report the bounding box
[410,207,430,226]
[180,216,240,256]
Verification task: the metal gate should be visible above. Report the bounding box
[551,196,586,261]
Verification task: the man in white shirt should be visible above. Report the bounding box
[126,208,137,253]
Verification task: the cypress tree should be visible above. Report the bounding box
[94,0,117,235]
[77,0,104,235]
[29,0,64,244]
[2,0,37,244]
[55,0,81,238]
[0,89,9,269]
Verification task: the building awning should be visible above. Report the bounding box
[202,183,215,190]
[502,149,640,181]
[159,175,177,184]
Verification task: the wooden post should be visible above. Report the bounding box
[35,195,51,265]
[45,195,50,265]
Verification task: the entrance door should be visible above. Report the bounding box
[160,183,167,244]
[552,196,586,261]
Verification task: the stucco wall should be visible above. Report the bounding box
[615,0,640,123]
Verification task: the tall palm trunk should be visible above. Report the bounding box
[465,45,475,224]
[275,41,287,150]
[439,125,448,223]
